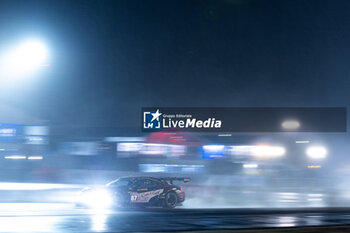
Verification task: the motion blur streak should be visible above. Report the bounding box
[0,216,60,233]
[27,156,43,160]
[277,216,296,227]
[4,155,26,159]
[0,203,349,232]
[243,163,258,169]
[0,182,81,190]
[251,145,286,158]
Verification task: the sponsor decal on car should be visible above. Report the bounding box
[130,189,164,203]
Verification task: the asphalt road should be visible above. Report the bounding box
[0,204,350,232]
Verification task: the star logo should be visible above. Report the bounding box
[150,109,162,122]
[143,109,162,129]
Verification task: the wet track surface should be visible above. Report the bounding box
[0,204,350,232]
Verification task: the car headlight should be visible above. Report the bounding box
[81,189,114,208]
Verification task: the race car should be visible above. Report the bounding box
[77,176,190,209]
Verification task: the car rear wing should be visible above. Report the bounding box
[160,177,191,184]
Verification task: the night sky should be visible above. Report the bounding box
[0,0,349,127]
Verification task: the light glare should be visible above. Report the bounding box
[28,156,43,160]
[281,120,300,130]
[81,189,114,208]
[306,146,327,159]
[4,155,26,159]
[243,163,258,169]
[0,39,48,81]
[251,145,285,158]
[203,145,225,151]
[12,40,48,68]
[296,140,310,144]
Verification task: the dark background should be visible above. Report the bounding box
[0,0,349,128]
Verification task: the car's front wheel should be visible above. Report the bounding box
[163,192,178,209]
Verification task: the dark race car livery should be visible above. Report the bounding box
[77,176,190,209]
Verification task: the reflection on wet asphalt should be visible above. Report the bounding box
[0,203,349,232]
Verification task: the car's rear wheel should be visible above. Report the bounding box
[163,192,178,208]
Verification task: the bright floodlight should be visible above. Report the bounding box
[12,40,48,67]
[0,39,48,81]
[306,146,327,159]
